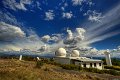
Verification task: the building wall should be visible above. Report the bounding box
[54,57,103,70]
[74,61,103,70]
[80,62,103,70]
[54,57,71,64]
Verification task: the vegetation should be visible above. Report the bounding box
[104,65,120,71]
[22,56,36,61]
[36,61,44,68]
[0,59,106,80]
[60,64,82,70]
[102,58,120,66]
[37,58,120,76]
[1,57,120,79]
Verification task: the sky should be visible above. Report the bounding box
[0,0,120,51]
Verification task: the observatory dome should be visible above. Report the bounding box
[71,50,79,57]
[55,48,67,57]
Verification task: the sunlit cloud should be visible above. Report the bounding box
[82,4,120,45]
[2,0,33,11]
[62,12,73,19]
[44,10,55,21]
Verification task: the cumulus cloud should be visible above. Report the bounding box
[72,0,93,6]
[62,12,73,19]
[41,34,62,43]
[64,28,87,48]
[0,22,25,41]
[2,0,32,11]
[45,10,55,21]
[66,29,73,40]
[84,10,104,22]
[72,0,84,6]
[75,28,86,40]
[41,35,51,42]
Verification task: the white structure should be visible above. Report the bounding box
[71,50,80,57]
[55,48,67,57]
[104,50,112,66]
[54,48,103,70]
[19,55,22,60]
[36,57,40,61]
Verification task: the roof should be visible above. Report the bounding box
[69,57,102,62]
[55,57,102,62]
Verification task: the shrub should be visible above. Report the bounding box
[104,65,120,71]
[83,68,103,74]
[82,67,120,76]
[44,67,50,71]
[36,61,44,68]
[102,58,120,66]
[60,64,82,70]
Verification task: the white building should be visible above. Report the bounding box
[54,48,103,70]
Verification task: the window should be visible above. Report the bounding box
[99,63,101,66]
[83,64,86,68]
[90,63,92,67]
[94,63,96,67]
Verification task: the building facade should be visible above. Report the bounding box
[54,57,103,70]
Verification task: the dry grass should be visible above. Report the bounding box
[0,59,119,80]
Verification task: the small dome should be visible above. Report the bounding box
[55,48,67,57]
[71,50,79,57]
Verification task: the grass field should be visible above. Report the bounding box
[0,59,120,80]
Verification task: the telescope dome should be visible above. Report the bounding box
[55,48,67,57]
[71,50,79,57]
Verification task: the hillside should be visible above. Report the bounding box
[0,59,120,80]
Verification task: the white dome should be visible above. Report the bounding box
[71,50,79,57]
[55,48,67,57]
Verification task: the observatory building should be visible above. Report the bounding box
[54,48,103,70]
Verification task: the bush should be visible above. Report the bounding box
[82,67,120,76]
[83,68,102,74]
[104,65,120,71]
[44,67,50,71]
[102,58,120,66]
[36,61,44,68]
[60,64,82,70]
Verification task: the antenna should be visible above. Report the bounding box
[36,57,40,61]
[19,55,22,60]
[104,50,112,66]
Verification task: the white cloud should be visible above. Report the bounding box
[36,1,42,10]
[0,11,18,25]
[72,0,94,6]
[61,7,65,11]
[72,0,84,6]
[64,3,68,7]
[62,12,73,19]
[82,4,120,45]
[45,10,55,21]
[41,35,51,42]
[64,28,87,48]
[41,34,62,43]
[75,28,86,40]
[66,29,73,40]
[0,22,25,41]
[84,10,104,22]
[2,0,32,11]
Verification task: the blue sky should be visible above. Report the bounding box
[0,0,120,51]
